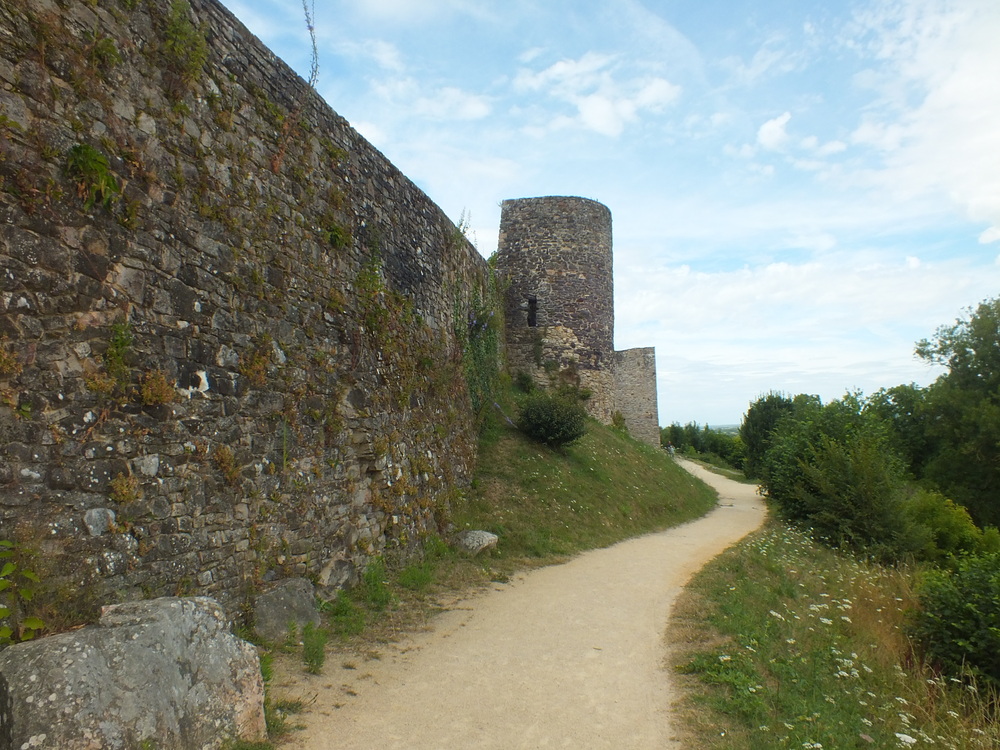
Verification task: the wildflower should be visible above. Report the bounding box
[718,654,731,662]
[895,733,917,746]
[820,617,833,625]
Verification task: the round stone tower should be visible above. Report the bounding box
[495,196,615,422]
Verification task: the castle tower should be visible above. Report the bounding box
[495,196,616,422]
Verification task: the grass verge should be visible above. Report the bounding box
[669,520,1000,749]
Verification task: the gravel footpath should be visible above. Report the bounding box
[278,458,764,749]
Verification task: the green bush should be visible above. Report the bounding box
[899,489,986,564]
[910,553,1000,687]
[516,390,587,448]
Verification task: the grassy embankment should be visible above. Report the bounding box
[320,416,718,647]
[670,519,1000,749]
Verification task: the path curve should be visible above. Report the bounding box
[280,459,764,749]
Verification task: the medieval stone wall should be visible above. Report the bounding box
[613,348,660,447]
[495,196,616,421]
[0,0,488,615]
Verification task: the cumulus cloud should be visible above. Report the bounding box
[757,112,792,150]
[513,52,680,137]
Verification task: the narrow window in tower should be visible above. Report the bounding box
[527,296,538,327]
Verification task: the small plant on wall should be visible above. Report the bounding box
[65,144,120,211]
[162,0,208,89]
[0,540,44,645]
[456,259,506,436]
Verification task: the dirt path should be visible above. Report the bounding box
[278,459,765,749]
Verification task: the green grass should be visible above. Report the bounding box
[454,417,719,563]
[670,520,1000,749]
[305,416,718,649]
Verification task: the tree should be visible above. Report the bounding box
[739,391,794,479]
[914,297,1000,526]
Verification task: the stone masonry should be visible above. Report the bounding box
[495,196,660,447]
[0,0,489,615]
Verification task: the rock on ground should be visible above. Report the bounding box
[453,529,499,555]
[0,596,265,750]
[253,577,321,644]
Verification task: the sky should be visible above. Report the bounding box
[224,0,1000,426]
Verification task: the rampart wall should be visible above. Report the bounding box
[613,347,659,447]
[0,0,488,615]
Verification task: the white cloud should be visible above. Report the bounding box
[413,87,491,120]
[848,0,1000,240]
[615,251,1000,423]
[513,52,680,137]
[757,112,792,150]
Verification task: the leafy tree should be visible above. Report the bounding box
[761,393,914,558]
[864,383,934,475]
[914,298,1000,526]
[739,391,794,479]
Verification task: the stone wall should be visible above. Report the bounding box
[0,0,488,616]
[613,348,659,447]
[495,196,615,421]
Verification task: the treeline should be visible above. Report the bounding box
[738,296,1000,688]
[659,422,744,468]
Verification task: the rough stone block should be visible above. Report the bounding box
[0,596,265,750]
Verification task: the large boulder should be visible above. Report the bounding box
[0,596,265,750]
[253,577,321,644]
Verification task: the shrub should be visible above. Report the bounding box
[140,369,178,405]
[516,390,587,448]
[910,553,1000,687]
[899,489,986,564]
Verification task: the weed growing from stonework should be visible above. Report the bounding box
[214,445,241,486]
[0,337,22,377]
[140,369,178,406]
[0,540,44,646]
[86,33,122,74]
[163,0,208,87]
[65,144,120,211]
[109,472,140,505]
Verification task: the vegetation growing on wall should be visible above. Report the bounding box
[457,263,505,435]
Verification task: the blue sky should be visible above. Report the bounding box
[225,0,1000,426]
